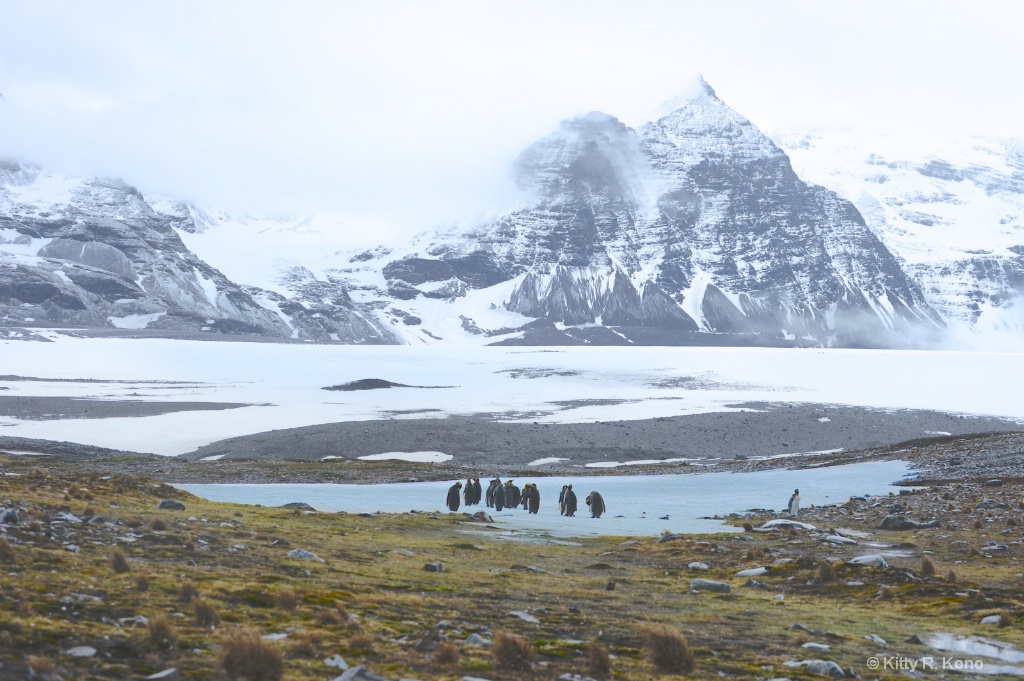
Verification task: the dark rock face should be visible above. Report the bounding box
[0,166,397,343]
[373,79,942,347]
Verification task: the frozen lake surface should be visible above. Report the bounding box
[179,459,916,537]
[0,338,1022,455]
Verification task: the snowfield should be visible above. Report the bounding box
[0,334,1021,456]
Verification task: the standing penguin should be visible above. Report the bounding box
[493,482,506,511]
[558,485,568,515]
[586,491,606,518]
[447,482,463,512]
[787,488,801,516]
[471,477,482,505]
[505,481,521,507]
[520,484,532,510]
[486,478,501,508]
[464,478,474,506]
[528,485,540,514]
[563,485,577,517]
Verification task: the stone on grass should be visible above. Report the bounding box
[848,554,888,568]
[1,508,19,524]
[559,674,600,681]
[657,533,682,543]
[282,502,316,510]
[146,670,180,681]
[802,642,831,651]
[389,548,415,557]
[823,534,857,545]
[510,610,540,623]
[688,561,709,570]
[333,666,390,681]
[761,519,817,530]
[981,615,1004,625]
[690,578,730,593]
[157,500,186,511]
[65,646,97,658]
[784,659,846,677]
[287,548,325,562]
[737,567,768,577]
[424,562,443,572]
[465,633,491,647]
[325,654,349,669]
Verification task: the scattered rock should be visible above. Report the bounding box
[688,562,710,570]
[157,499,185,511]
[690,578,731,593]
[465,633,491,647]
[146,670,180,681]
[802,642,831,651]
[510,610,540,623]
[657,532,682,543]
[784,659,846,677]
[65,646,97,658]
[737,567,768,577]
[823,534,857,545]
[282,502,316,510]
[389,548,415,557]
[333,666,390,681]
[906,634,924,644]
[848,554,888,568]
[424,562,443,572]
[1,508,18,524]
[325,653,349,670]
[287,548,325,562]
[558,674,599,681]
[470,511,492,522]
[981,615,1004,625]
[877,515,939,530]
[983,479,1003,487]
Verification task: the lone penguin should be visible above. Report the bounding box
[787,488,801,516]
[447,482,463,512]
[563,485,577,517]
[586,491,606,518]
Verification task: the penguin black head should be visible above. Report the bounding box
[794,488,799,494]
[456,482,463,488]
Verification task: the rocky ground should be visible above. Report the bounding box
[1,440,1024,680]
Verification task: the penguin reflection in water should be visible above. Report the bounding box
[787,488,801,516]
[586,491,606,518]
[446,482,462,512]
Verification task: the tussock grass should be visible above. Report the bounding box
[179,581,200,602]
[816,560,836,583]
[588,639,612,677]
[134,573,150,591]
[493,630,534,670]
[0,537,15,562]
[147,614,177,647]
[219,629,284,681]
[921,556,936,577]
[347,634,375,655]
[150,517,168,531]
[645,626,695,674]
[433,640,461,665]
[193,597,221,628]
[111,547,131,573]
[275,588,298,611]
[287,632,322,659]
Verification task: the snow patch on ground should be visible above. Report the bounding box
[528,457,570,466]
[107,312,166,329]
[200,454,226,461]
[357,451,453,463]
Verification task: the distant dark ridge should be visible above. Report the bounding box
[322,378,453,391]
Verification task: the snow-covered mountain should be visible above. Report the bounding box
[775,130,1024,346]
[6,78,1013,348]
[0,161,397,342]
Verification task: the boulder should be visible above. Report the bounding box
[424,562,443,572]
[848,554,888,568]
[282,502,316,510]
[690,578,730,593]
[877,514,939,530]
[157,500,186,511]
[287,548,325,562]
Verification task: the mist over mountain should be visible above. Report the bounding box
[1,79,1017,348]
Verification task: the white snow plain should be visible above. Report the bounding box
[1,335,1022,456]
[178,459,917,537]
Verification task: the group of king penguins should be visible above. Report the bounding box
[445,477,606,518]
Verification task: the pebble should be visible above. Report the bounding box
[689,562,710,570]
[737,567,768,577]
[65,646,97,658]
[980,615,1004,625]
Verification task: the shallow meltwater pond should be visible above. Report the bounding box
[178,459,916,538]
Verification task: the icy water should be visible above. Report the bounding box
[179,459,916,538]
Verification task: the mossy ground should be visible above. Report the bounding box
[1,456,1023,680]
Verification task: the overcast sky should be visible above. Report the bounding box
[1,0,1022,241]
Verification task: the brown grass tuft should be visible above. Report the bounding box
[921,556,936,577]
[134,573,150,591]
[179,581,200,602]
[193,597,221,628]
[347,634,375,655]
[1008,517,1018,527]
[645,626,695,674]
[816,560,836,583]
[492,630,534,670]
[287,632,322,659]
[26,656,59,676]
[433,640,461,665]
[274,589,298,611]
[588,639,612,677]
[878,586,895,600]
[150,517,168,531]
[219,629,284,681]
[947,569,958,582]
[973,519,984,529]
[147,615,177,647]
[316,608,343,626]
[967,547,982,558]
[111,547,131,574]
[742,522,754,532]
[0,537,15,562]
